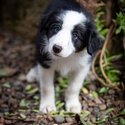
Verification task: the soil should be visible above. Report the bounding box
[0,29,125,125]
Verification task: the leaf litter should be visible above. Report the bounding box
[0,30,125,124]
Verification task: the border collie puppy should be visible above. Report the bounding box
[26,0,101,113]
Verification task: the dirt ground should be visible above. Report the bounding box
[0,29,125,125]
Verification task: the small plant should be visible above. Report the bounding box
[113,12,125,35]
[95,5,108,40]
[96,49,122,87]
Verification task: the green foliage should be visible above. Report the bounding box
[95,7,108,40]
[31,109,39,113]
[99,87,109,94]
[121,108,125,115]
[2,83,11,88]
[20,113,26,119]
[19,99,30,107]
[96,49,122,87]
[91,91,99,98]
[56,101,64,110]
[104,50,121,84]
[105,108,114,114]
[50,110,75,117]
[26,88,38,94]
[94,115,109,124]
[113,12,125,35]
[82,87,89,94]
[18,109,26,112]
[25,84,32,91]
[120,118,125,125]
[55,76,69,101]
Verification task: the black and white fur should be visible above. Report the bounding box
[26,0,101,113]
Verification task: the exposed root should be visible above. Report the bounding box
[92,24,125,91]
[92,50,110,87]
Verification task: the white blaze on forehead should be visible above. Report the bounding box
[62,11,86,29]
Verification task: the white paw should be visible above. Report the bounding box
[66,100,81,113]
[26,68,37,82]
[39,104,56,114]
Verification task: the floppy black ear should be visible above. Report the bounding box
[39,14,50,32]
[87,31,102,55]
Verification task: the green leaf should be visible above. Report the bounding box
[20,113,26,119]
[120,108,125,115]
[4,112,10,116]
[91,91,99,98]
[2,83,11,88]
[56,102,64,110]
[18,109,26,112]
[105,49,110,58]
[56,86,60,92]
[20,99,26,106]
[33,95,39,100]
[56,101,61,106]
[94,116,108,124]
[99,87,109,94]
[25,84,32,91]
[100,29,108,36]
[94,119,105,124]
[106,108,114,114]
[31,109,39,113]
[82,87,89,94]
[113,12,125,35]
[107,54,122,62]
[19,99,30,107]
[63,111,75,115]
[80,110,90,118]
[26,88,38,94]
[120,118,125,125]
[80,118,88,125]
[116,28,121,34]
[112,19,116,23]
[83,81,91,86]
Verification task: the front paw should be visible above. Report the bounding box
[39,104,56,114]
[65,100,81,113]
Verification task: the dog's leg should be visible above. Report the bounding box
[26,66,38,82]
[65,65,90,113]
[37,64,56,113]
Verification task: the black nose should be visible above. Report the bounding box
[53,44,62,54]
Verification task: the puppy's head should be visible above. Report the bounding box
[40,10,101,58]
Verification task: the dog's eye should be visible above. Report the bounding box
[73,32,78,40]
[53,26,61,33]
[50,24,61,33]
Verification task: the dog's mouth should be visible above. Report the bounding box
[51,51,62,58]
[52,52,73,59]
[50,49,73,58]
[53,53,61,57]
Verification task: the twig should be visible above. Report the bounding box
[99,24,121,91]
[103,52,107,64]
[92,24,124,91]
[92,50,111,87]
[121,82,125,90]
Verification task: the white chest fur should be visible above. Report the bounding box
[51,49,91,76]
